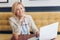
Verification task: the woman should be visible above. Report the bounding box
[9,2,39,40]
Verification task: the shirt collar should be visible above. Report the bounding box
[13,14,26,22]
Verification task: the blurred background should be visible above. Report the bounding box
[0,0,60,40]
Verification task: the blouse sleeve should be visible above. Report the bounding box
[9,18,19,34]
[28,15,39,33]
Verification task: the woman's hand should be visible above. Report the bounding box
[13,33,18,40]
[35,31,39,37]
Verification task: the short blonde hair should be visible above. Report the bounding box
[12,2,24,14]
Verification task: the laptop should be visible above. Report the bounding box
[39,22,59,40]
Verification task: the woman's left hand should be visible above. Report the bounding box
[35,31,39,37]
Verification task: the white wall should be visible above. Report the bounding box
[22,0,60,7]
[0,0,60,7]
[0,0,20,7]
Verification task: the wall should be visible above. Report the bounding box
[22,0,60,7]
[0,0,60,12]
[0,0,20,7]
[0,0,60,7]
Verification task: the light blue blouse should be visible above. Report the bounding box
[21,20,28,34]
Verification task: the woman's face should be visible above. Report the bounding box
[15,4,25,17]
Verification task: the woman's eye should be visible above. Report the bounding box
[21,8,23,9]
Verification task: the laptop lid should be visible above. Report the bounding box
[39,22,59,40]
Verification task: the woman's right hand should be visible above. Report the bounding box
[13,33,18,40]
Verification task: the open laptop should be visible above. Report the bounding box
[39,22,59,40]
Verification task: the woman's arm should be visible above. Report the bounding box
[29,16,39,37]
[9,19,18,40]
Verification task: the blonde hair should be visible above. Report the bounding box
[12,2,24,14]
